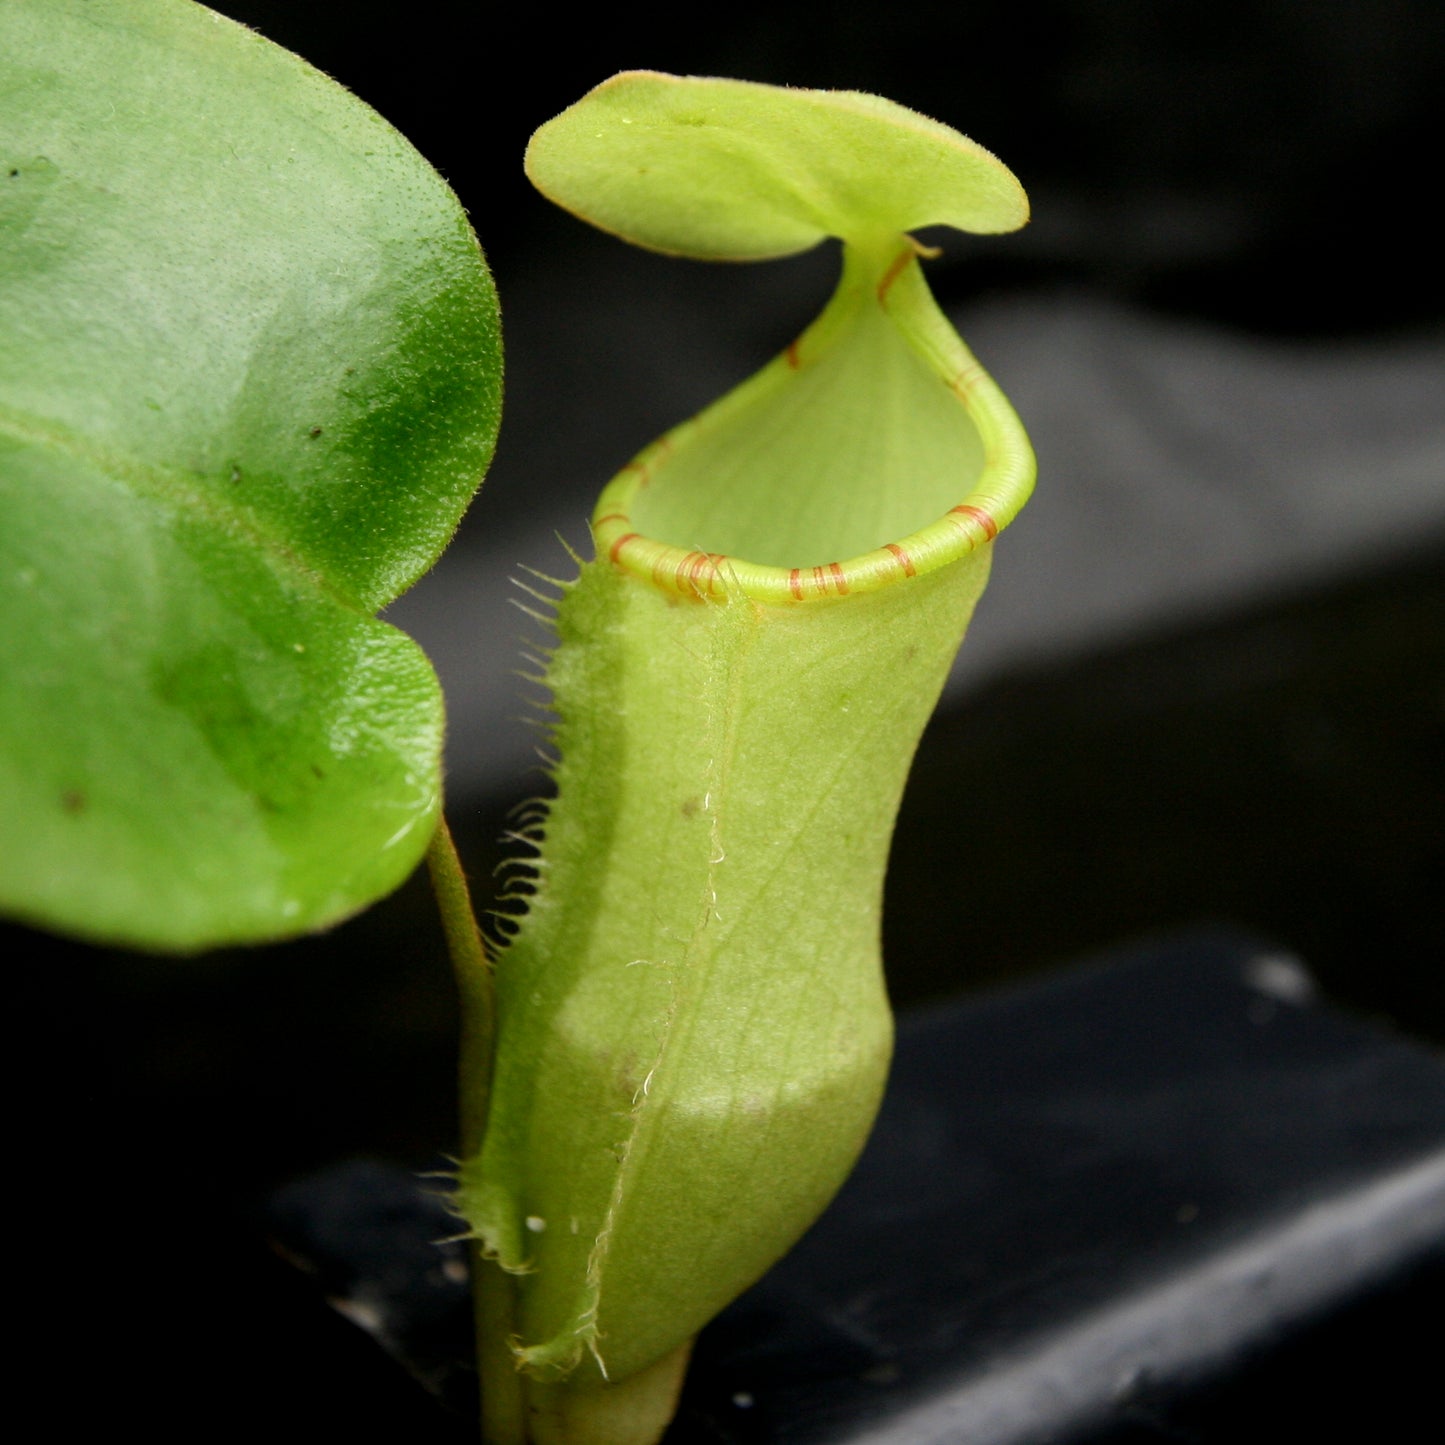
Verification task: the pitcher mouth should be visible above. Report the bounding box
[591,354,1035,605]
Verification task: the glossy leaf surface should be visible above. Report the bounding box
[0,0,501,949]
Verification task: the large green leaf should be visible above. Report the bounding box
[0,0,501,950]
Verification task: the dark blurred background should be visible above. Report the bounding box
[14,0,1443,1436]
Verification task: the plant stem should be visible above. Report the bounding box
[475,1246,528,1445]
[426,814,494,1158]
[427,816,525,1441]
[524,1342,695,1445]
